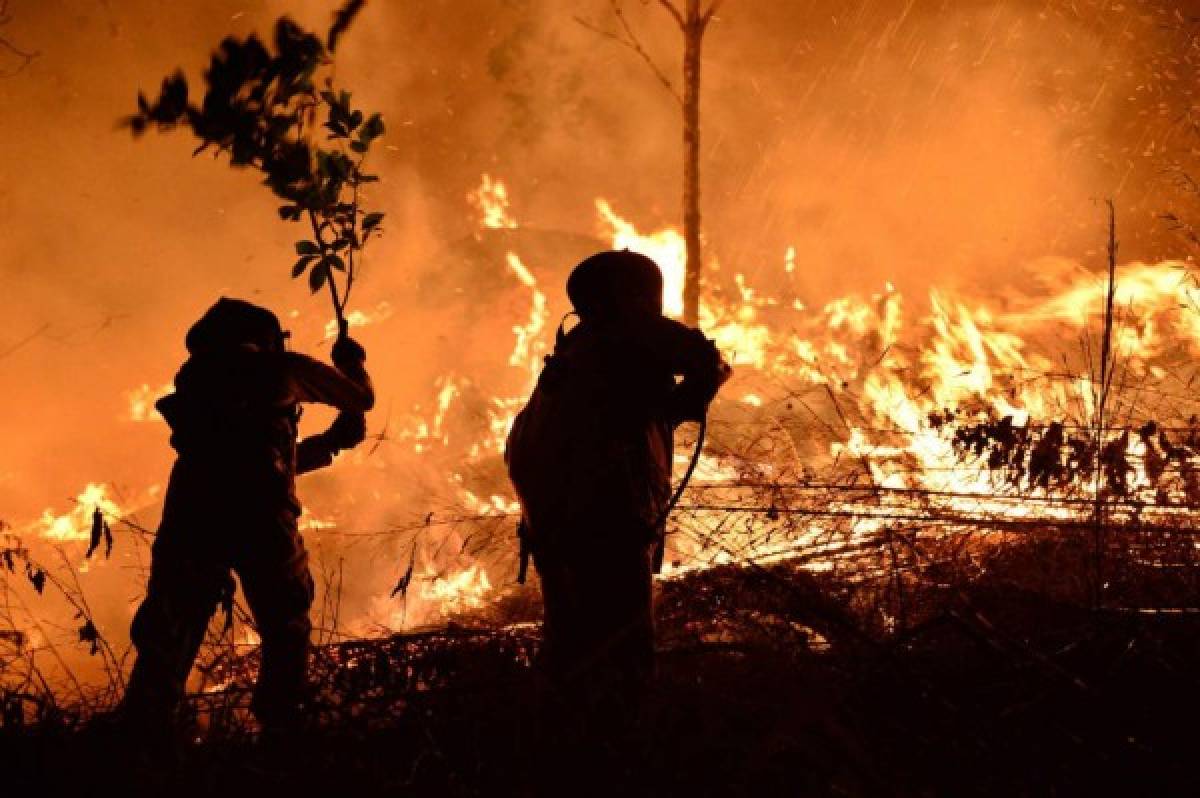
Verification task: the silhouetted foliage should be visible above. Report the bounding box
[327,0,366,53]
[126,4,383,326]
[77,619,99,656]
[390,543,416,599]
[85,507,111,560]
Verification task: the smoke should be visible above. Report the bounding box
[1,0,1197,687]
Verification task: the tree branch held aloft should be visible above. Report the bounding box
[124,3,384,327]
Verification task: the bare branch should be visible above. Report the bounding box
[0,0,38,77]
[0,323,49,361]
[575,1,683,105]
[701,0,726,26]
[655,0,686,29]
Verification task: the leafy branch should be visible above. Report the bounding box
[1,530,123,708]
[125,4,384,330]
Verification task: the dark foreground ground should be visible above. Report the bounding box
[4,536,1200,797]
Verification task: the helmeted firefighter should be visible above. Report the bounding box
[121,298,373,729]
[505,250,731,717]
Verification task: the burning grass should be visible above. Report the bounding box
[6,192,1200,792]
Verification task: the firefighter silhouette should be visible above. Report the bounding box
[506,250,731,720]
[121,298,373,729]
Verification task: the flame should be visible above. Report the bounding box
[419,563,493,614]
[12,171,1200,713]
[396,252,547,459]
[35,483,123,543]
[29,174,1200,656]
[505,253,548,375]
[595,198,687,318]
[468,174,518,230]
[322,300,394,340]
[298,505,337,532]
[585,201,1200,571]
[125,383,171,423]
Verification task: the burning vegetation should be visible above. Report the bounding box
[7,172,1200,792]
[5,0,1200,794]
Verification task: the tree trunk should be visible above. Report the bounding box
[681,1,703,326]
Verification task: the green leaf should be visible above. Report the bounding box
[292,255,316,277]
[78,620,100,654]
[331,238,350,251]
[362,212,384,231]
[361,113,385,140]
[295,240,320,255]
[309,262,329,293]
[323,254,346,272]
[350,140,368,154]
[26,565,45,594]
[278,205,302,221]
[329,152,353,179]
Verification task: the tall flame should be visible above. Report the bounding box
[469,174,518,230]
[595,198,687,318]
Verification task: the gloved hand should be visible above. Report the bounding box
[669,341,732,425]
[324,411,368,451]
[332,333,366,367]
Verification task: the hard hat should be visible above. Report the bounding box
[566,249,664,320]
[185,297,286,354]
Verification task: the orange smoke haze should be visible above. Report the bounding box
[2,0,1199,685]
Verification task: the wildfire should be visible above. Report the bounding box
[468,174,518,230]
[35,483,123,543]
[505,253,548,375]
[578,201,1200,573]
[125,383,172,423]
[298,505,337,532]
[419,563,493,614]
[596,198,687,318]
[21,173,1200,664]
[322,300,395,341]
[383,184,1200,591]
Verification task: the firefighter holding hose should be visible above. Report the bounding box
[120,297,373,731]
[506,250,731,728]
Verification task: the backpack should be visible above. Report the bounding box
[505,352,580,547]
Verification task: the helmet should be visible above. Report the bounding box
[566,250,664,321]
[185,297,286,355]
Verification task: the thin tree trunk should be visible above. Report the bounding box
[681,0,703,326]
[1092,200,1118,608]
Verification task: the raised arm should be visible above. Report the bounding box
[289,335,374,474]
[636,315,732,424]
[284,336,374,413]
[296,411,368,474]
